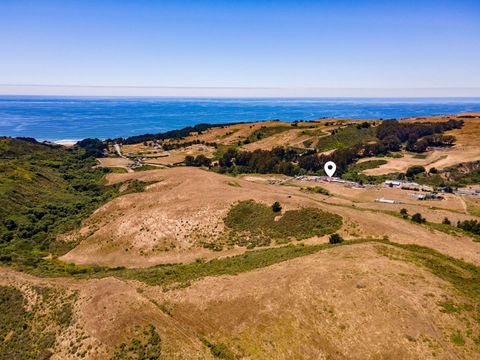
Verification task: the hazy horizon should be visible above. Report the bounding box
[1,0,479,97]
[2,85,480,98]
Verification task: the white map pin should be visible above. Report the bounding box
[324,161,336,177]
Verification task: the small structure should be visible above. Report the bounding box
[294,175,363,188]
[384,180,423,189]
[375,198,402,204]
[456,188,480,196]
[384,180,402,188]
[412,193,444,201]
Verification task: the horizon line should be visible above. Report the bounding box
[2,84,480,98]
[1,83,480,90]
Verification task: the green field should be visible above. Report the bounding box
[341,159,395,184]
[246,125,291,143]
[317,125,377,151]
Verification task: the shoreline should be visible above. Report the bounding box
[52,139,80,146]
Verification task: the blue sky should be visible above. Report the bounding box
[0,0,479,96]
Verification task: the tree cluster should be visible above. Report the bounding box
[112,122,242,145]
[411,213,426,223]
[217,138,399,176]
[162,139,217,151]
[376,119,462,153]
[406,165,426,179]
[219,147,300,175]
[76,138,106,158]
[407,134,455,152]
[184,154,212,167]
[457,219,480,235]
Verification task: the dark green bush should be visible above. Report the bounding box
[411,213,426,224]
[271,201,282,213]
[329,233,344,244]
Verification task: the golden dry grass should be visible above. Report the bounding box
[60,167,480,268]
[96,157,133,168]
[4,242,479,359]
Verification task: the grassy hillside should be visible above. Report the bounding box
[245,125,291,143]
[0,138,121,266]
[416,161,480,187]
[0,285,78,359]
[317,125,377,151]
[224,200,342,247]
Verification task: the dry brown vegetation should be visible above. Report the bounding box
[3,241,480,359]
[3,113,480,359]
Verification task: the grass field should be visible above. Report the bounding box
[246,125,292,143]
[317,125,377,151]
[341,159,393,184]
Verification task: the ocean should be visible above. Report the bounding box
[0,96,479,141]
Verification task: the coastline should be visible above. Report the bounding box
[52,139,79,146]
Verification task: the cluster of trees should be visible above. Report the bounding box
[162,139,217,151]
[406,165,426,179]
[361,135,402,156]
[214,119,465,178]
[411,213,426,223]
[377,119,463,142]
[184,154,212,167]
[76,138,106,158]
[457,219,480,235]
[406,134,455,152]
[112,122,242,145]
[376,119,463,153]
[216,137,399,177]
[300,133,404,174]
[218,147,300,175]
[356,121,371,129]
[15,137,39,143]
[400,208,426,223]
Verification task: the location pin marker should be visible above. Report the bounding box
[324,161,336,178]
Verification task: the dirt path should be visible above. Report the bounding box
[456,195,468,214]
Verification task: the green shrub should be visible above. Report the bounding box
[200,337,236,360]
[271,201,282,213]
[224,200,342,247]
[411,213,426,224]
[303,186,330,195]
[111,324,161,359]
[329,233,344,244]
[457,219,480,236]
[450,331,465,346]
[406,165,426,179]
